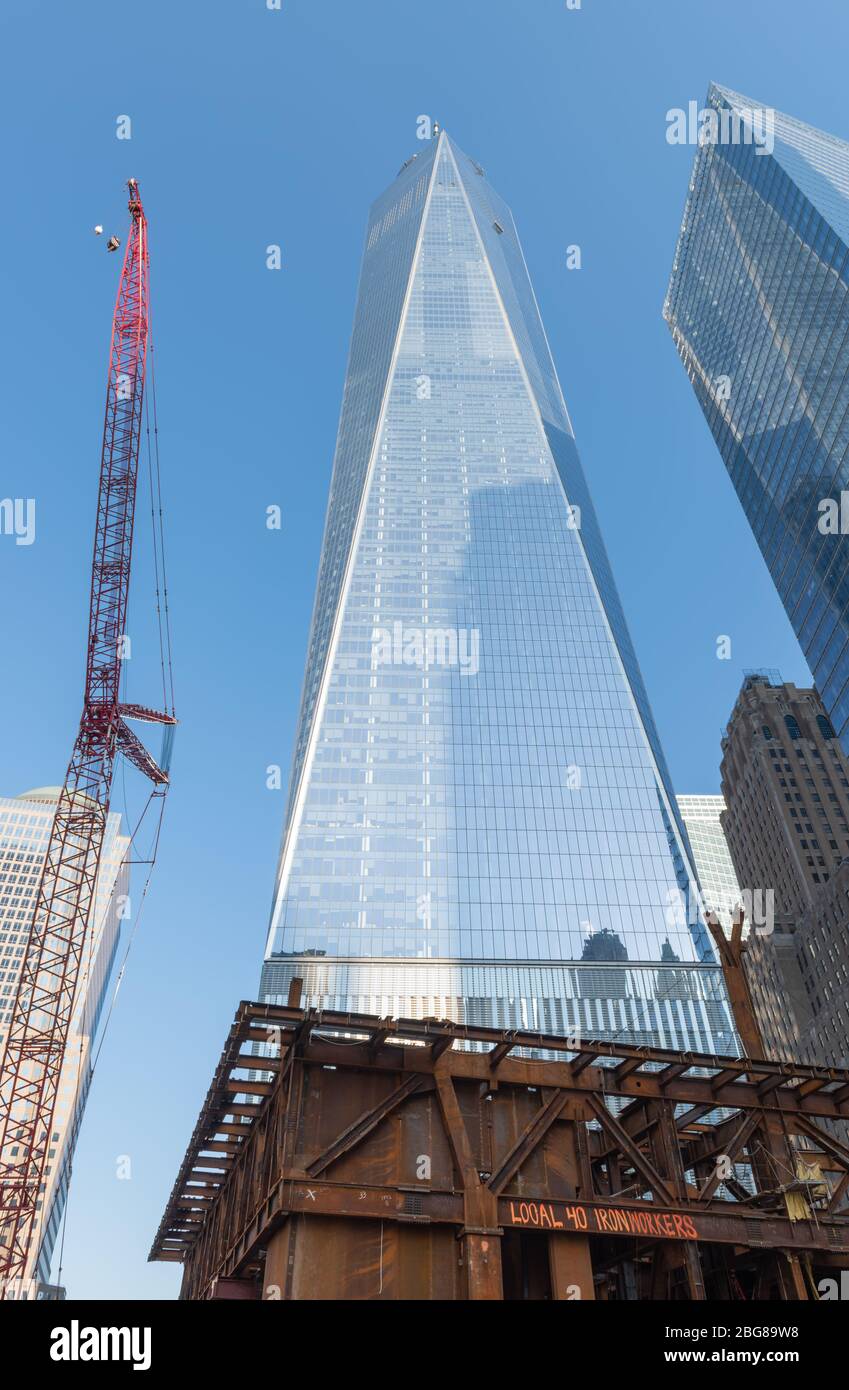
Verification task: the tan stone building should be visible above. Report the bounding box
[720,673,849,1074]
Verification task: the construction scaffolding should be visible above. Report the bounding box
[150,995,849,1301]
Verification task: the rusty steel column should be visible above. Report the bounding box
[548,1232,595,1300]
[463,1229,503,1299]
[653,1101,707,1301]
[783,1251,809,1301]
[649,1243,671,1300]
[263,1221,295,1301]
[680,1240,707,1302]
[434,1069,503,1299]
[706,911,764,1059]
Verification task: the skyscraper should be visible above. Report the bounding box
[261,131,735,1053]
[665,83,849,755]
[0,789,129,1286]
[719,672,849,1071]
[677,794,741,932]
[720,674,849,918]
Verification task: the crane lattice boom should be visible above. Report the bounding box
[0,181,174,1291]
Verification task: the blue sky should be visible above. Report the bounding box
[0,0,846,1299]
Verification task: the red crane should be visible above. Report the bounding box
[0,180,175,1292]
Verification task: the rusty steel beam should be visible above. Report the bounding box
[173,1172,849,1256]
[657,1062,693,1087]
[568,1051,598,1076]
[215,1001,849,1097]
[675,1104,716,1130]
[234,1002,846,1085]
[797,1076,832,1097]
[757,1074,789,1098]
[222,1079,273,1098]
[224,1102,265,1119]
[367,1024,391,1059]
[828,1172,849,1214]
[584,1096,675,1207]
[487,1089,570,1195]
[497,1191,842,1252]
[696,1111,761,1201]
[488,1035,517,1070]
[613,1056,648,1085]
[290,1034,849,1122]
[234,1045,283,1067]
[305,1073,430,1177]
[794,1116,849,1172]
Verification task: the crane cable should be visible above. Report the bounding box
[144,372,168,716]
[146,301,175,718]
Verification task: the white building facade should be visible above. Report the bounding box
[0,788,129,1285]
[677,794,742,933]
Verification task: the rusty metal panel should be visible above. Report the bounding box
[396,1224,462,1300]
[396,1091,456,1192]
[263,1215,462,1301]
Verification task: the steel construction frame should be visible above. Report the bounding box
[150,1003,849,1301]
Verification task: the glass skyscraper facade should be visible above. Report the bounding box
[261,130,735,1052]
[665,83,849,756]
[676,795,741,933]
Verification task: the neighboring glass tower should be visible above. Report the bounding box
[261,131,735,1052]
[677,795,741,933]
[665,83,849,756]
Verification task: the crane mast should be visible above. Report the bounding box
[0,181,174,1292]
